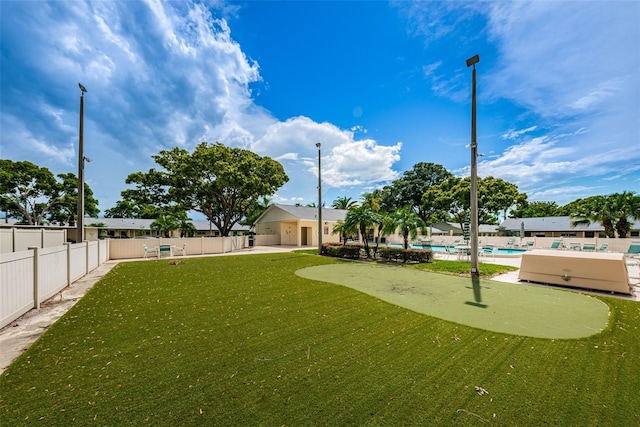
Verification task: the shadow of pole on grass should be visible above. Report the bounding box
[465,275,488,308]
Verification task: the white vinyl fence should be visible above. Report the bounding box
[0,240,109,329]
[0,228,67,254]
[108,236,249,259]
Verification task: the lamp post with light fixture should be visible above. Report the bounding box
[316,142,322,255]
[77,83,87,243]
[466,55,480,277]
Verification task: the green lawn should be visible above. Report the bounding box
[1,253,638,426]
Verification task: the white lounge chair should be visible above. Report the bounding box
[143,245,157,259]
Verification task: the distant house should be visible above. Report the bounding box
[253,204,500,246]
[499,216,640,238]
[84,218,250,241]
[254,204,347,246]
[430,222,499,237]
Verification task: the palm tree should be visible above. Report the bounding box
[361,192,381,211]
[382,206,426,249]
[344,205,381,258]
[610,191,640,238]
[150,213,181,237]
[332,220,356,245]
[331,196,357,210]
[570,192,640,238]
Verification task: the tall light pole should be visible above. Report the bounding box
[316,142,322,254]
[466,55,480,277]
[77,83,87,243]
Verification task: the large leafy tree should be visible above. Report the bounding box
[510,201,561,218]
[382,206,426,249]
[0,160,98,225]
[48,173,99,225]
[386,162,454,223]
[128,142,288,236]
[479,176,525,222]
[242,196,273,228]
[0,160,59,225]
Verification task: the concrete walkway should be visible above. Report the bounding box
[1,246,638,374]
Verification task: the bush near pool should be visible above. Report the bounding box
[321,242,433,263]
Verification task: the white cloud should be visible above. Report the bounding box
[501,125,537,140]
[252,116,402,190]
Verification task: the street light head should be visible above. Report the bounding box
[466,54,480,67]
[78,83,87,93]
[315,142,321,148]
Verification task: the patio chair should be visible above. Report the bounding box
[175,243,187,256]
[597,243,608,252]
[158,244,173,258]
[506,238,515,248]
[626,241,640,255]
[549,240,564,250]
[582,243,596,252]
[569,242,582,251]
[479,244,495,261]
[143,245,157,259]
[624,241,640,266]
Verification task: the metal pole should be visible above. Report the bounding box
[316,142,322,254]
[77,85,86,243]
[467,56,479,277]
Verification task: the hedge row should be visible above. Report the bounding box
[377,246,432,263]
[321,243,362,259]
[321,243,432,264]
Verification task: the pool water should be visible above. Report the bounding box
[386,243,527,256]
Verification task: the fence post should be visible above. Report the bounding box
[12,228,17,252]
[29,247,40,310]
[41,229,45,248]
[66,242,72,287]
[85,241,89,275]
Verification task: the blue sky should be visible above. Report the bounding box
[1,1,639,219]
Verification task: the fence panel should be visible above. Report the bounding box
[69,243,88,283]
[43,230,66,247]
[37,246,69,302]
[0,251,35,329]
[87,241,99,271]
[0,230,13,253]
[98,240,108,264]
[13,230,42,252]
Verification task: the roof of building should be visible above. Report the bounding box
[500,216,640,232]
[256,204,349,223]
[83,218,248,232]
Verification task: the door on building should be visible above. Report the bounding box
[301,227,309,245]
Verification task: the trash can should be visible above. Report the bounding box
[248,235,254,247]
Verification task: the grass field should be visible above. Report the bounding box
[1,253,638,425]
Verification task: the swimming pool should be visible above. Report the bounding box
[386,243,527,256]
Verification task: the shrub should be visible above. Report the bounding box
[378,246,432,263]
[322,243,362,259]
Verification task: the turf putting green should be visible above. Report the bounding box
[296,263,610,339]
